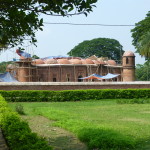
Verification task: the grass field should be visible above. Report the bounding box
[9,100,150,150]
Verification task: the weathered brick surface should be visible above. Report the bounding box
[0,82,150,90]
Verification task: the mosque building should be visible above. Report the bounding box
[7,50,135,82]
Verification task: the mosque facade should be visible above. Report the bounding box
[7,51,135,82]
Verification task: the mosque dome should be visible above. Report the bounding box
[32,59,44,64]
[7,64,16,70]
[57,59,70,64]
[69,59,82,64]
[123,51,135,57]
[92,60,100,64]
[99,60,106,65]
[81,59,94,64]
[107,60,117,66]
[93,60,106,65]
[44,59,58,64]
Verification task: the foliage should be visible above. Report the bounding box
[137,32,150,58]
[0,95,53,150]
[32,55,40,59]
[78,128,134,150]
[131,11,150,57]
[1,89,150,102]
[117,98,150,104]
[15,104,25,115]
[136,61,150,81]
[0,61,12,73]
[10,100,150,149]
[0,0,97,48]
[67,38,124,61]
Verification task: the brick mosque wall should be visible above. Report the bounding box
[0,82,150,91]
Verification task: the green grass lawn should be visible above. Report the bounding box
[9,100,150,150]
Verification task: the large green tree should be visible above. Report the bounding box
[67,38,124,61]
[131,11,150,57]
[0,0,97,48]
[136,61,150,81]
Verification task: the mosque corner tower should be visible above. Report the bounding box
[15,49,33,82]
[16,60,33,82]
[122,51,135,82]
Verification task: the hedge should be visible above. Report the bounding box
[0,89,150,102]
[0,95,53,150]
[117,98,150,104]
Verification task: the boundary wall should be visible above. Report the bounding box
[0,82,150,90]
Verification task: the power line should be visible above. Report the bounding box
[43,22,135,27]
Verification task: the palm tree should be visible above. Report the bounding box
[137,32,150,80]
[138,32,150,58]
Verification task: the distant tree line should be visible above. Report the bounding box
[0,61,12,73]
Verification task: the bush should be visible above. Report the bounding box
[78,128,135,150]
[15,104,25,115]
[1,89,150,102]
[117,98,150,104]
[0,95,53,150]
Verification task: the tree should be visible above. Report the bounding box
[131,11,150,57]
[67,38,124,61]
[0,61,12,73]
[0,0,97,48]
[136,61,150,81]
[138,32,150,58]
[32,55,40,59]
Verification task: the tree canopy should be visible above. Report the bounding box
[67,38,124,61]
[0,0,97,48]
[32,55,40,59]
[0,61,12,73]
[137,32,150,58]
[131,11,150,57]
[136,61,150,81]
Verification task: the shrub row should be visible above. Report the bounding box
[117,98,150,104]
[0,95,52,150]
[1,89,150,102]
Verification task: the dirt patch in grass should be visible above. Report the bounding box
[22,116,87,150]
[140,111,150,114]
[119,118,150,124]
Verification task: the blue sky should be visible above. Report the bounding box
[0,0,150,64]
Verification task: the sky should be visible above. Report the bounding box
[0,0,150,64]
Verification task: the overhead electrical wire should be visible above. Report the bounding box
[43,22,135,27]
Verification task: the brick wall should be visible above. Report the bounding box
[0,82,150,91]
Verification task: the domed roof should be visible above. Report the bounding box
[7,64,16,70]
[81,59,94,64]
[123,51,135,57]
[98,60,106,65]
[57,59,70,64]
[32,59,44,64]
[98,57,108,61]
[106,60,117,66]
[92,60,100,64]
[69,59,82,64]
[44,59,58,64]
[92,60,105,65]
[104,61,108,64]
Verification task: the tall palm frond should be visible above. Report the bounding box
[138,32,150,58]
